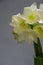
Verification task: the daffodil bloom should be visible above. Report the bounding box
[33,4,43,38]
[10,3,43,44]
[10,3,43,64]
[23,3,39,24]
[10,13,25,34]
[10,13,26,43]
[33,24,43,38]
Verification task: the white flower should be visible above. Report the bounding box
[33,25,43,38]
[10,13,25,34]
[10,3,43,44]
[23,3,39,24]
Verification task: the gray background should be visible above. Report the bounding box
[0,0,43,65]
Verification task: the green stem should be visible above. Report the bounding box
[33,37,43,57]
[30,24,43,57]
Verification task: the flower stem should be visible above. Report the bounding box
[30,24,43,57]
[33,37,43,57]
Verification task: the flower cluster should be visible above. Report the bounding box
[10,3,43,44]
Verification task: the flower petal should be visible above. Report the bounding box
[23,4,38,24]
[33,25,43,38]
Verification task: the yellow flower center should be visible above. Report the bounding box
[27,12,37,22]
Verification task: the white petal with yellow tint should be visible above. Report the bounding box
[13,24,25,34]
[38,4,43,23]
[25,29,38,44]
[17,30,25,43]
[33,25,43,38]
[30,2,37,10]
[25,30,33,44]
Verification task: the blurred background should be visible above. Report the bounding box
[0,0,43,65]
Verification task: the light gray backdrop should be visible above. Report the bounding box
[0,0,43,65]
